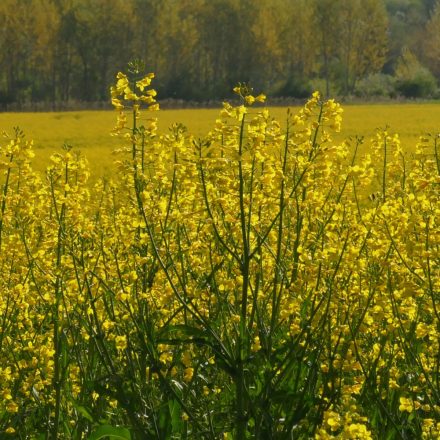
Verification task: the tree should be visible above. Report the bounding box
[312,0,340,97]
[196,0,255,98]
[0,0,37,105]
[0,0,438,105]
[395,47,437,97]
[250,0,285,92]
[423,0,440,78]
[29,0,60,104]
[148,0,203,99]
[338,0,388,95]
[384,0,434,72]
[277,0,317,97]
[71,0,135,101]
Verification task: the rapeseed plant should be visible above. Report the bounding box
[0,66,438,439]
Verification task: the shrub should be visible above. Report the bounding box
[394,48,438,98]
[354,73,396,98]
[276,75,313,98]
[396,67,438,98]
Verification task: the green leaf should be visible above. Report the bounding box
[87,425,131,440]
[385,429,396,440]
[158,401,172,438]
[70,399,94,423]
[169,399,183,433]
[158,324,208,339]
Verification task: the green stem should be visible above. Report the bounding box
[236,113,250,439]
[0,153,14,251]
[382,133,387,202]
[51,161,68,440]
[434,136,440,176]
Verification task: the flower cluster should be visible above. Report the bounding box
[0,70,438,439]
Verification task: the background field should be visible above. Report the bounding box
[1,102,440,177]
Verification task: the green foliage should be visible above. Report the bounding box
[423,0,440,77]
[88,425,132,440]
[396,67,438,97]
[355,74,397,98]
[395,48,438,97]
[276,75,313,99]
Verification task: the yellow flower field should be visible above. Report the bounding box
[1,102,440,177]
[0,66,439,439]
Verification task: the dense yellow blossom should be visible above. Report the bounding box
[0,70,438,439]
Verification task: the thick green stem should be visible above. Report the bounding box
[382,134,387,202]
[235,112,251,439]
[51,162,68,440]
[0,153,14,251]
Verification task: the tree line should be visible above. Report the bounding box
[1,0,440,108]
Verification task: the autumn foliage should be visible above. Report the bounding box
[6,0,440,106]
